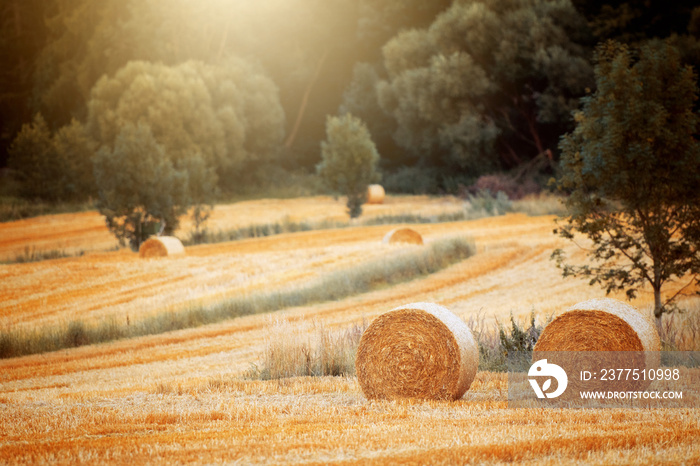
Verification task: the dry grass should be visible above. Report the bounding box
[1,199,698,464]
[244,318,367,379]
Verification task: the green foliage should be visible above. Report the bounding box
[53,119,98,200]
[317,113,381,218]
[554,40,700,321]
[8,114,96,202]
[93,122,189,250]
[340,62,402,169]
[571,1,696,45]
[87,59,284,185]
[376,0,593,175]
[7,114,56,200]
[382,166,442,194]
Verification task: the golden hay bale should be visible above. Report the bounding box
[355,302,479,401]
[367,184,385,204]
[139,236,185,258]
[534,298,660,353]
[533,298,660,394]
[382,227,423,245]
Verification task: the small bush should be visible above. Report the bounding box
[464,174,540,200]
[464,191,512,217]
[383,166,442,194]
[466,311,549,372]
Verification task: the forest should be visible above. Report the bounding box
[1,0,699,202]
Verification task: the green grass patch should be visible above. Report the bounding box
[0,235,475,359]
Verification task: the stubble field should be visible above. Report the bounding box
[1,195,698,464]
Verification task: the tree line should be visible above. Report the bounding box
[5,1,698,191]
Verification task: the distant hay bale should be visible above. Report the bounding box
[355,302,478,401]
[367,184,385,204]
[382,227,423,245]
[534,298,660,353]
[139,236,185,258]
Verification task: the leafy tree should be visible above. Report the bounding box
[93,122,188,250]
[32,0,128,127]
[571,0,696,45]
[7,114,95,201]
[376,0,593,177]
[86,59,284,190]
[179,154,219,244]
[53,118,97,200]
[317,113,380,218]
[339,63,400,169]
[553,40,700,325]
[356,0,453,60]
[0,0,50,166]
[7,114,58,200]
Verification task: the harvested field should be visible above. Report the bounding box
[1,197,698,464]
[0,195,463,262]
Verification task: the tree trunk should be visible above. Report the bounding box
[653,286,663,333]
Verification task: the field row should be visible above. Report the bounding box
[0,195,465,262]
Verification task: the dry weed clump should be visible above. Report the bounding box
[355,302,478,401]
[245,318,367,379]
[658,298,700,351]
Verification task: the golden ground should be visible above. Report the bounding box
[1,195,698,464]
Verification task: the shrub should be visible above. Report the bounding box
[382,166,441,194]
[464,174,540,200]
[317,113,381,218]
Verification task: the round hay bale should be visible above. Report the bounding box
[534,298,660,353]
[367,184,385,204]
[533,298,660,394]
[355,302,478,401]
[139,236,185,258]
[382,227,423,245]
